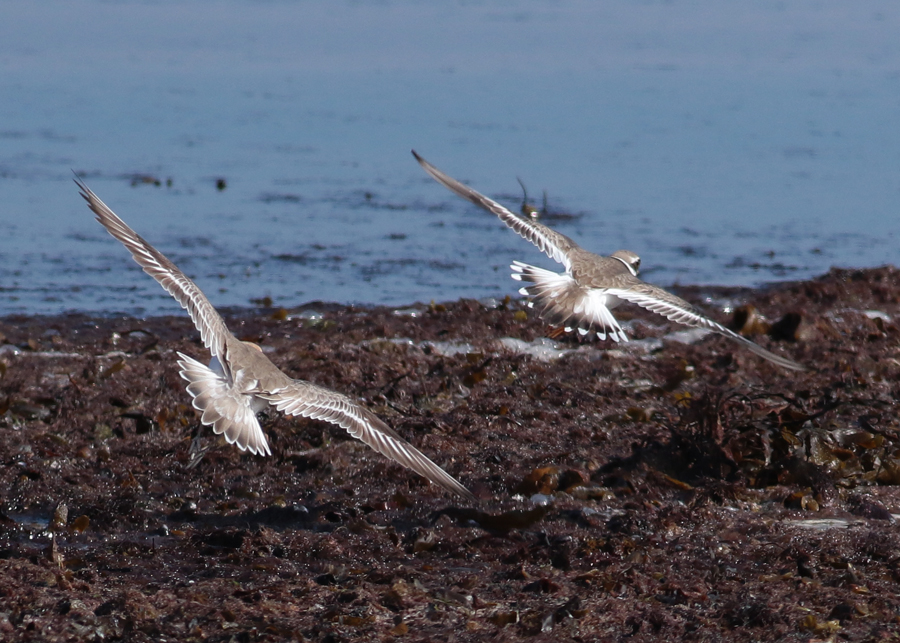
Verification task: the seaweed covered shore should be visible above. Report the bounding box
[2,266,900,642]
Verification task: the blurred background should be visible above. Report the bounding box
[1,0,898,315]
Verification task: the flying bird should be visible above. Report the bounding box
[412,151,805,372]
[77,178,475,500]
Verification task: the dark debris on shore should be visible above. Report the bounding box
[2,266,900,642]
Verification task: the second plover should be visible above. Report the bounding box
[413,151,805,372]
[77,178,475,500]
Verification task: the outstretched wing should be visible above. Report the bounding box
[176,352,272,456]
[260,381,475,500]
[605,281,807,371]
[412,151,576,270]
[76,178,230,360]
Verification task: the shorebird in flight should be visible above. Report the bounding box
[77,178,475,500]
[412,151,805,372]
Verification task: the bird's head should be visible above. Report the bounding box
[610,250,641,276]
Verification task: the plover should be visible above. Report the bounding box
[412,151,805,372]
[77,178,475,500]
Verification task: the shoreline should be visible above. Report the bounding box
[0,263,881,324]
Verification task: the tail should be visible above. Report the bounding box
[176,352,272,456]
[511,261,628,342]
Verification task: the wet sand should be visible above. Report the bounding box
[1,266,900,641]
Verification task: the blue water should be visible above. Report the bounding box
[1,1,898,315]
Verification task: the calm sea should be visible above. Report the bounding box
[1,1,898,315]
